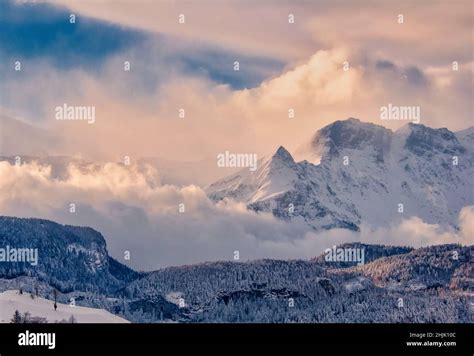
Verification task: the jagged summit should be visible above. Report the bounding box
[270,146,296,170]
[272,146,293,161]
[208,118,474,231]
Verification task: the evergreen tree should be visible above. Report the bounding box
[11,310,22,323]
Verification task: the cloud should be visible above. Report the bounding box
[0,160,471,270]
[304,2,473,67]
[1,43,472,195]
[459,206,474,245]
[49,0,473,68]
[2,44,472,169]
[358,215,472,248]
[0,0,146,69]
[48,0,317,61]
[1,0,472,186]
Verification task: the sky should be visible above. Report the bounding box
[0,0,472,269]
[1,0,472,163]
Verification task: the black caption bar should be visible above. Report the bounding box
[0,323,472,354]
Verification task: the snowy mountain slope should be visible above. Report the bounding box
[206,146,299,204]
[0,290,128,323]
[120,244,472,323]
[0,217,141,293]
[456,126,474,149]
[206,118,474,231]
[352,244,473,291]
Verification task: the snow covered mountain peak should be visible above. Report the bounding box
[207,145,299,204]
[312,118,393,160]
[270,146,297,169]
[207,118,474,231]
[297,118,392,164]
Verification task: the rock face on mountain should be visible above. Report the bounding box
[0,216,140,294]
[206,118,474,231]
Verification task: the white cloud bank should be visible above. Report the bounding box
[0,160,471,270]
[3,46,472,167]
